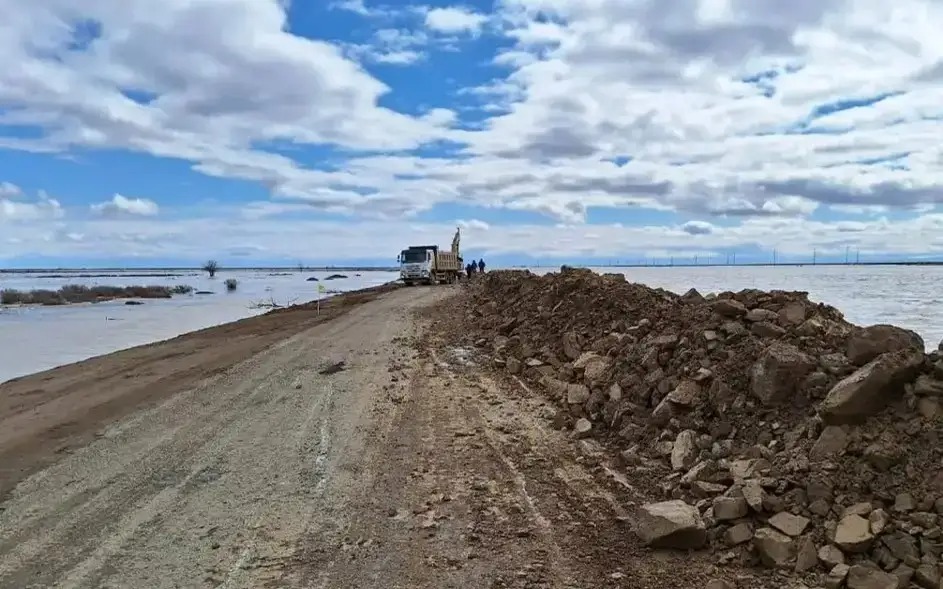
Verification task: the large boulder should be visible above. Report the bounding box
[750,342,815,405]
[671,430,698,472]
[846,564,898,589]
[711,298,747,318]
[834,514,875,553]
[636,500,707,549]
[847,324,924,366]
[820,349,924,424]
[753,527,794,568]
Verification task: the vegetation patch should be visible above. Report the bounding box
[0,284,194,306]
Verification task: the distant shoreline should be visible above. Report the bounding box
[0,266,398,273]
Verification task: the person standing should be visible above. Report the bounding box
[477,259,486,273]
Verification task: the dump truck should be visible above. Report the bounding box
[398,228,463,286]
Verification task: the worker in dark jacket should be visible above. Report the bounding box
[465,263,473,278]
[477,259,486,273]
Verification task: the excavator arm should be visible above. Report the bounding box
[451,227,461,254]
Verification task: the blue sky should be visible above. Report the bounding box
[2,0,943,267]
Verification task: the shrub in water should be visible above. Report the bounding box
[224,278,238,292]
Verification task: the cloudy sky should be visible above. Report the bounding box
[1,0,942,267]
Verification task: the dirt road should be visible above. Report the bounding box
[0,285,703,589]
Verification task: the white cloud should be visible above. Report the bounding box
[458,218,490,231]
[424,7,488,34]
[91,194,159,218]
[0,188,63,222]
[0,181,22,198]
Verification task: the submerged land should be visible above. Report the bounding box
[0,270,941,588]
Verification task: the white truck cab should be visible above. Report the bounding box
[398,246,435,284]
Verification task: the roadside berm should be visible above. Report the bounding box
[441,267,943,588]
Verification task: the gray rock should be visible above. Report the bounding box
[713,496,749,521]
[711,298,748,318]
[795,535,818,572]
[754,527,794,568]
[835,514,875,553]
[608,383,622,401]
[809,499,831,517]
[562,332,581,360]
[914,374,943,397]
[917,396,941,419]
[869,509,889,535]
[692,481,727,497]
[820,349,925,424]
[574,418,592,438]
[865,441,903,472]
[729,459,770,481]
[751,342,815,405]
[636,500,707,549]
[847,324,924,366]
[705,581,734,589]
[769,512,811,537]
[810,425,849,460]
[752,321,787,339]
[914,563,940,589]
[846,564,897,589]
[892,564,914,588]
[881,531,920,563]
[507,357,522,374]
[651,381,702,425]
[725,522,754,546]
[680,460,716,486]
[826,564,850,589]
[668,380,701,405]
[779,302,807,325]
[746,308,780,322]
[582,357,611,386]
[894,493,916,513]
[671,430,698,472]
[844,502,874,517]
[742,480,766,512]
[818,544,846,568]
[567,384,591,405]
[910,511,937,529]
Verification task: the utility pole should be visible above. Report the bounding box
[845,246,850,265]
[694,255,698,265]
[813,249,817,265]
[773,249,777,265]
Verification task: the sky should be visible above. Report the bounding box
[2,0,943,267]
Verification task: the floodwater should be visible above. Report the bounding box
[0,270,399,383]
[1,264,940,384]
[531,264,943,350]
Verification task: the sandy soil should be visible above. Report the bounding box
[0,284,724,589]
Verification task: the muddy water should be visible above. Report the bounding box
[0,270,399,383]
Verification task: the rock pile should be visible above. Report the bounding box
[456,268,943,588]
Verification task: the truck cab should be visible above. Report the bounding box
[398,246,437,285]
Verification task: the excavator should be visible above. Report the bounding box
[397,228,463,286]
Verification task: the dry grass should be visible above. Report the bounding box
[0,284,195,306]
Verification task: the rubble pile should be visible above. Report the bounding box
[456,268,943,588]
